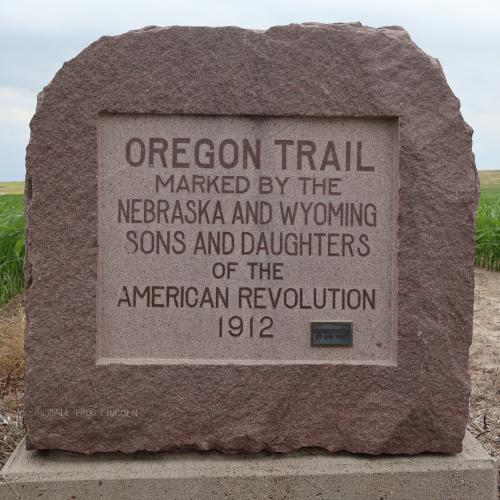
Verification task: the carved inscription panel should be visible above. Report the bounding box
[97,115,398,364]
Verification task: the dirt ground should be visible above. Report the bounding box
[0,295,24,467]
[0,269,499,471]
[468,267,500,459]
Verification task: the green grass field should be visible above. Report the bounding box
[0,194,24,304]
[476,171,500,271]
[0,172,498,305]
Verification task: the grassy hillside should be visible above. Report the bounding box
[0,182,24,195]
[478,170,500,189]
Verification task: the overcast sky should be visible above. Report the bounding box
[1,0,499,180]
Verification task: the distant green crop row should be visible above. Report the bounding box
[0,178,498,306]
[0,195,24,305]
[474,189,500,271]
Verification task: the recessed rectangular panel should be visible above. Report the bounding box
[97,114,398,365]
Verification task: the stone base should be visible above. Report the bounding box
[1,432,497,500]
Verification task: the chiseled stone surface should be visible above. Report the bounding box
[24,23,478,454]
[97,114,399,365]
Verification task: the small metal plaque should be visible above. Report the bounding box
[311,322,353,347]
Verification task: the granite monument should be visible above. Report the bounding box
[24,23,478,454]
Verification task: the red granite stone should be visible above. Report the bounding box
[24,23,478,454]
